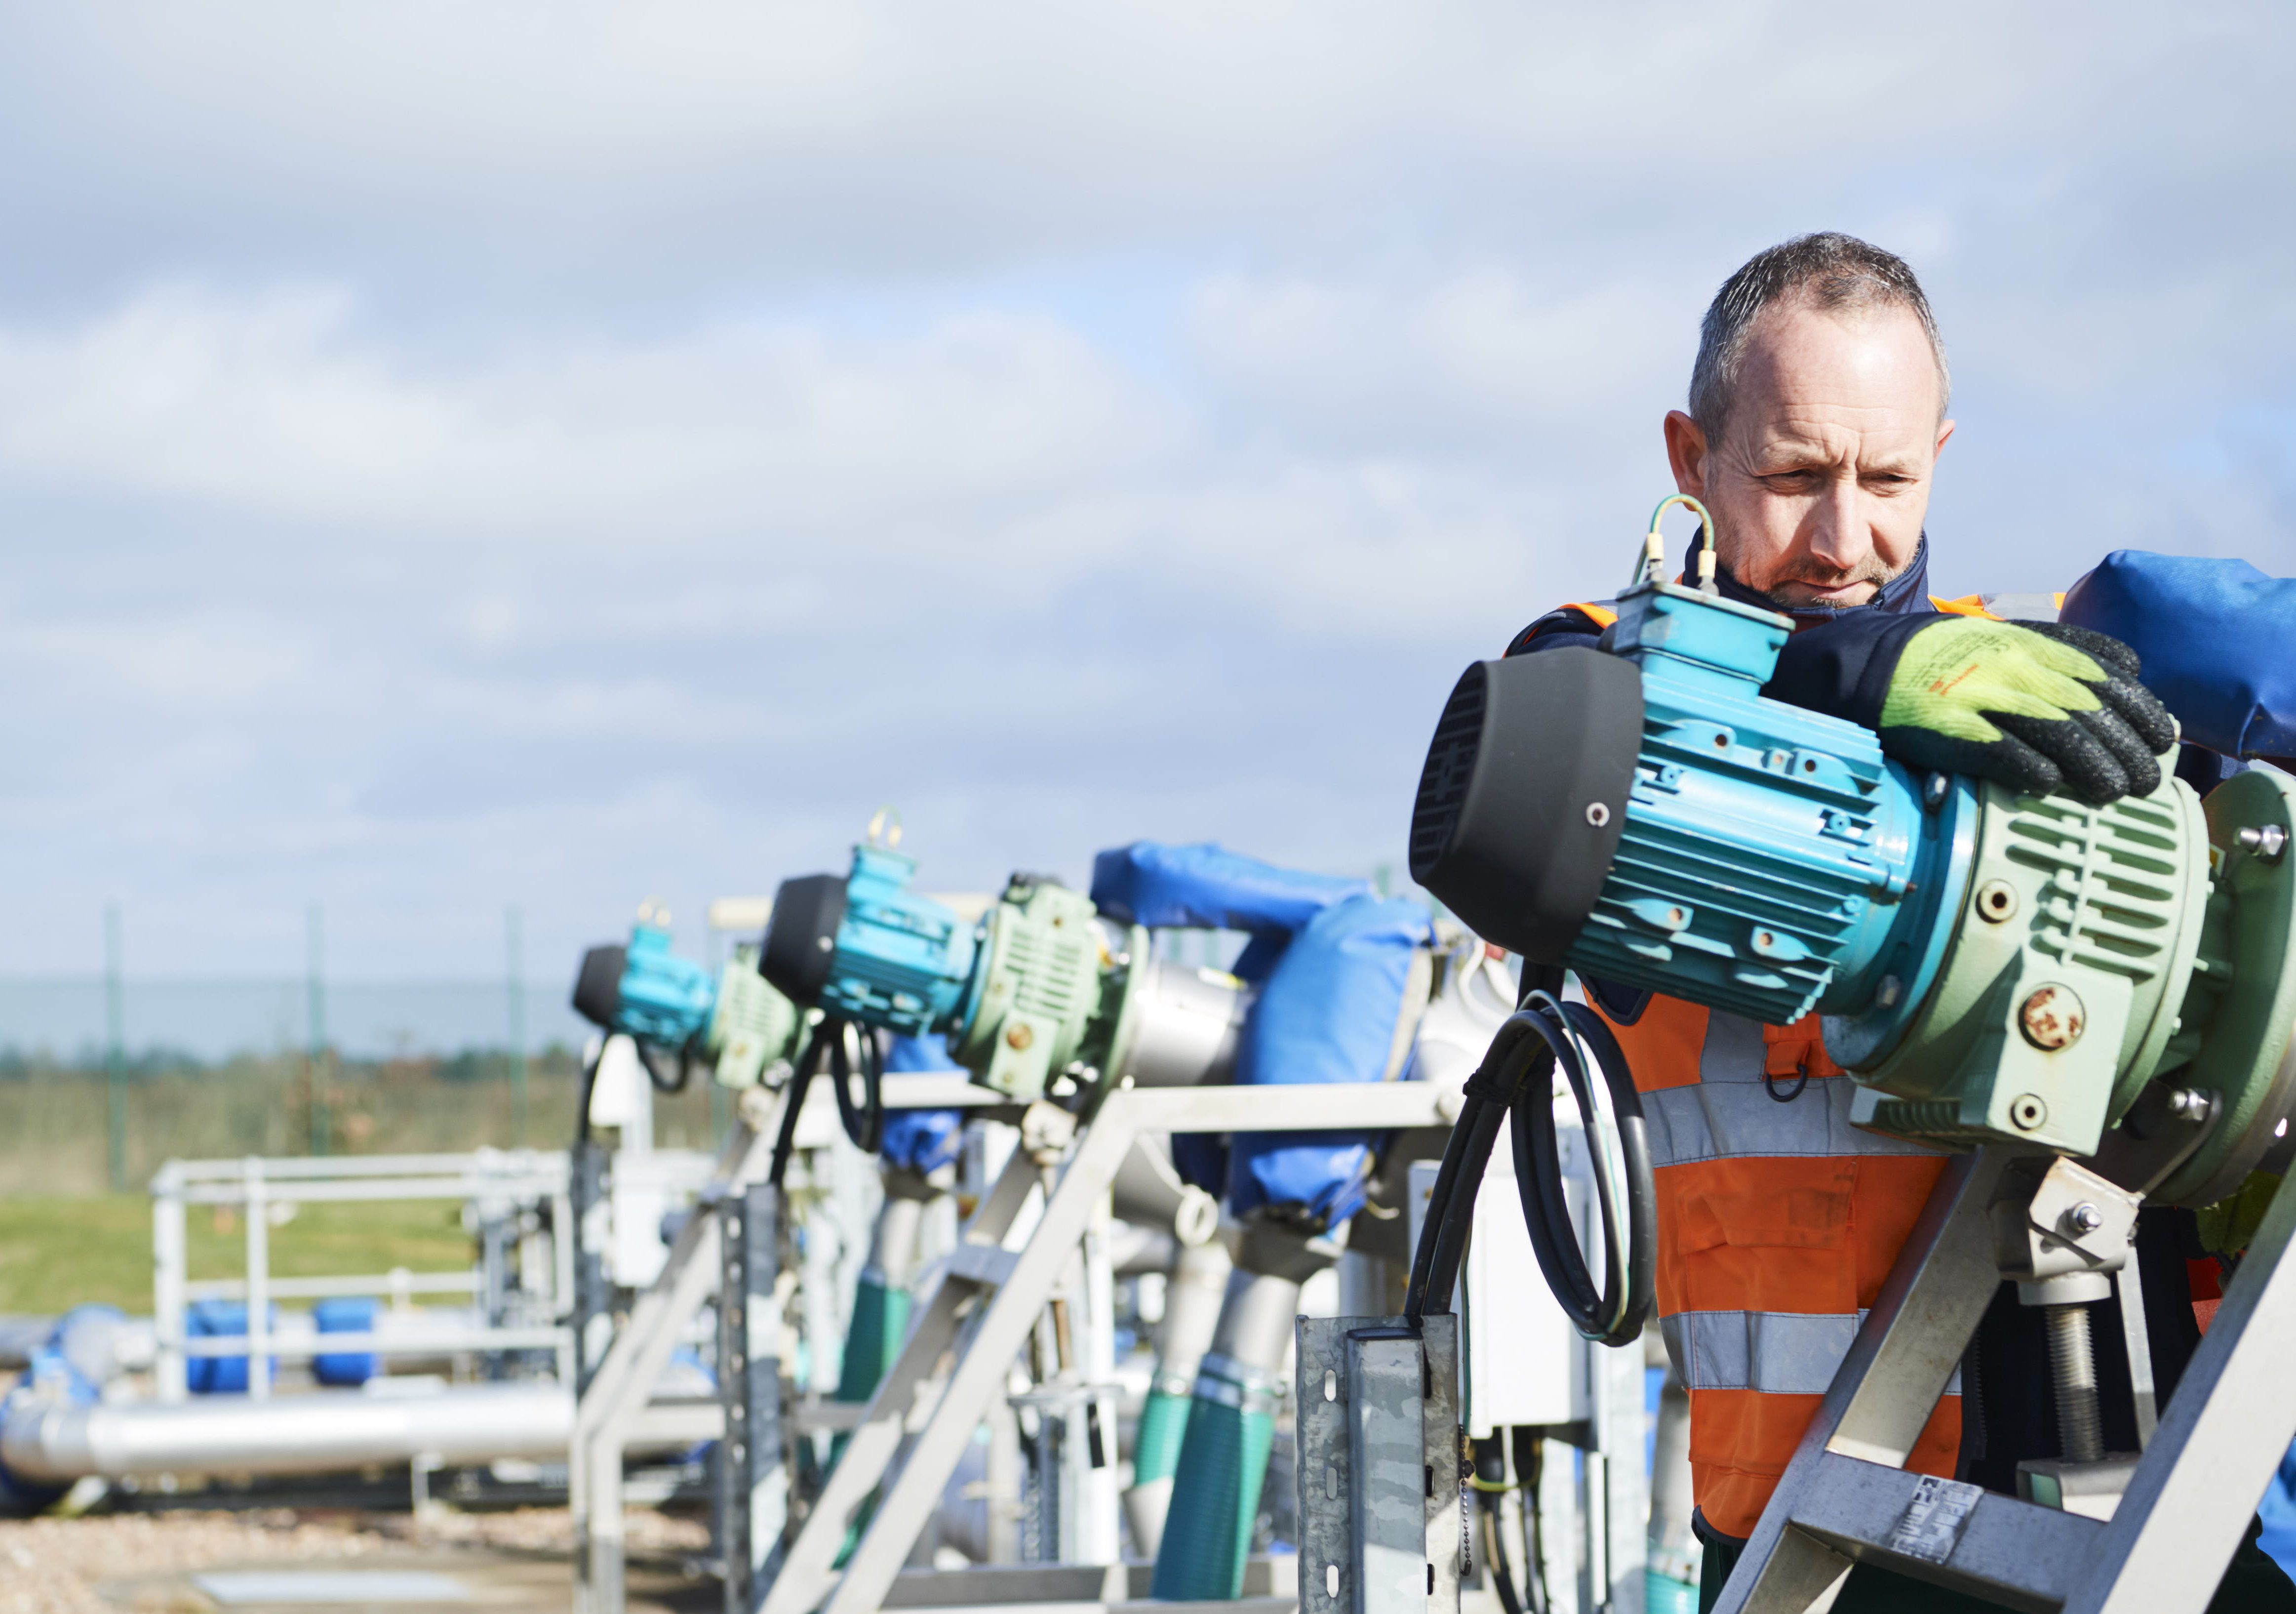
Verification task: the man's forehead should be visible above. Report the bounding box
[1732,299,1945,426]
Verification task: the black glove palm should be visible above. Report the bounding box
[1875,617,2177,804]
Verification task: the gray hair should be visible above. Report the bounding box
[1688,233,1949,441]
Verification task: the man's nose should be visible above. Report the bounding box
[1804,476,1870,574]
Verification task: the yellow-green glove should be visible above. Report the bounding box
[2197,1170,2283,1256]
[1879,618,2177,803]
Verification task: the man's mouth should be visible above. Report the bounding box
[1773,577,1878,606]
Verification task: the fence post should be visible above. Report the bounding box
[507,905,529,1147]
[307,904,328,1157]
[105,904,126,1192]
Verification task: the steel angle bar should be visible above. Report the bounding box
[720,1182,783,1614]
[2070,1169,2296,1614]
[818,1099,1133,1614]
[761,1083,1449,1614]
[1298,1314,1463,1614]
[757,1120,1054,1614]
[1781,1453,2095,1613]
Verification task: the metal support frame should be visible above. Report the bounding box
[575,1109,779,1614]
[1714,1149,2296,1614]
[150,1147,645,1402]
[720,1181,785,1614]
[757,1081,1448,1614]
[573,1073,1004,1614]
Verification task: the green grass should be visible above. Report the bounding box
[0,1195,478,1315]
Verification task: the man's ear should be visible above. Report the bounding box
[1664,410,1708,496]
[1934,417,1956,460]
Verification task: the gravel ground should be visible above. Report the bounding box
[0,1506,710,1614]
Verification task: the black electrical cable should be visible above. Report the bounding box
[1481,1494,1526,1614]
[632,1039,696,1094]
[1510,1430,1548,1614]
[1511,990,1655,1347]
[574,1041,602,1145]
[1472,1437,1530,1614]
[767,1016,886,1185]
[1404,967,1655,1350]
[828,1020,886,1155]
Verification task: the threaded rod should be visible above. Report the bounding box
[2045,1303,2104,1464]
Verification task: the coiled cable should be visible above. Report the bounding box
[768,1016,886,1185]
[1404,966,1655,1349]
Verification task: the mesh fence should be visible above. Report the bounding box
[0,977,725,1196]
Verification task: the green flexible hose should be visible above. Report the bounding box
[836,1275,910,1404]
[1130,1383,1192,1488]
[828,1274,909,1569]
[1148,1356,1279,1601]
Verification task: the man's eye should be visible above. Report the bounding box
[1761,471,1818,490]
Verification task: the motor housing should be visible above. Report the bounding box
[1410,574,2296,1203]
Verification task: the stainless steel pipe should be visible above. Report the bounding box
[1,1381,574,1483]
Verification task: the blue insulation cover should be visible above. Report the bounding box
[1089,843,1369,936]
[2061,552,2296,761]
[881,1034,965,1175]
[1226,896,1431,1228]
[0,1308,113,1511]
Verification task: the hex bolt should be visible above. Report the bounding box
[2238,824,2289,863]
[2168,1088,2215,1124]
[2065,1202,2104,1235]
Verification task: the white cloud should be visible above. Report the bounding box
[0,1,2291,996]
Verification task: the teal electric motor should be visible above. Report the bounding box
[571,906,805,1091]
[1410,507,2296,1207]
[761,827,1246,1107]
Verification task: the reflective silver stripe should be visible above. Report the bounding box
[1662,1309,1963,1398]
[1641,1074,1943,1165]
[1641,1013,1942,1168]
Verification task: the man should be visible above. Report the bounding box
[1509,233,2294,1612]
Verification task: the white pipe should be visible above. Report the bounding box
[1,1382,575,1484]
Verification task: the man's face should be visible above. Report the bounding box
[1663,300,1952,608]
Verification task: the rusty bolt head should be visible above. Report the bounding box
[2019,984,2085,1050]
[1005,1023,1035,1051]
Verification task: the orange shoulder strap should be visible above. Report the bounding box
[1928,594,1996,619]
[1928,591,2068,622]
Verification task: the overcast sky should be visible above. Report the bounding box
[2,2,2292,984]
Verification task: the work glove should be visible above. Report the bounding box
[1877,618,2178,804]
